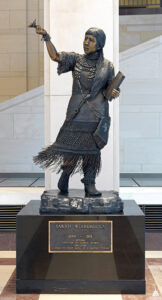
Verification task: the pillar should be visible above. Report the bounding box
[44,0,119,191]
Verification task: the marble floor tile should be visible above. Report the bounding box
[149,265,162,295]
[146,251,162,258]
[0,258,16,265]
[122,296,145,300]
[0,268,39,299]
[0,252,16,259]
[0,268,16,297]
[0,178,7,183]
[147,258,162,265]
[133,177,162,187]
[145,266,161,296]
[0,266,15,294]
[122,296,162,300]
[31,177,45,187]
[0,187,44,206]
[0,178,37,187]
[122,261,161,300]
[120,178,138,187]
[39,295,122,300]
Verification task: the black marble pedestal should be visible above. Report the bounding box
[16,194,145,294]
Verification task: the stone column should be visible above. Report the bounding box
[44,0,119,191]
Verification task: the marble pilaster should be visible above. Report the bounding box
[44,0,119,190]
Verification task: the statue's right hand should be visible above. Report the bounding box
[36,25,47,36]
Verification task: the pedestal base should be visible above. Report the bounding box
[17,279,145,294]
[40,189,123,214]
[16,197,145,294]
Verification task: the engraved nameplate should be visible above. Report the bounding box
[48,221,113,253]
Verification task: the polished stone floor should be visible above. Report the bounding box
[0,251,162,299]
[0,233,162,299]
[0,173,45,187]
[120,173,162,187]
[1,173,162,187]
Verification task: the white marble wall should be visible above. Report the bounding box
[120,14,162,52]
[120,36,162,173]
[0,86,44,172]
[44,0,119,191]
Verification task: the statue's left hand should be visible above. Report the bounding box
[112,88,120,99]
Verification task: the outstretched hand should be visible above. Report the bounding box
[36,25,47,36]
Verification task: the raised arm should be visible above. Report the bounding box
[28,20,61,62]
[36,26,61,62]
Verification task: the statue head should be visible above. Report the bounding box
[83,27,106,54]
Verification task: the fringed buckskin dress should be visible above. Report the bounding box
[34,50,114,184]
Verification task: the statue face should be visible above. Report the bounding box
[83,34,97,54]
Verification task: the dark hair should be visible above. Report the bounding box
[85,27,106,49]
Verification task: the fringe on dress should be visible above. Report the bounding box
[34,121,101,175]
[34,147,101,175]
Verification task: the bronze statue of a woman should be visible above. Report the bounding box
[32,22,120,197]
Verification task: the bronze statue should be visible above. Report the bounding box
[30,20,120,198]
